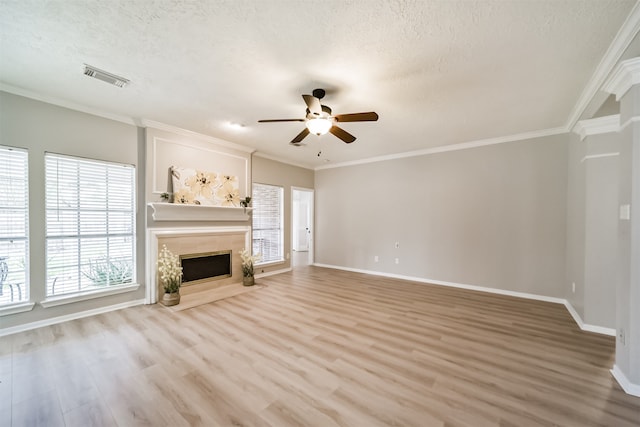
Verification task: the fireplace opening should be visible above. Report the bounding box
[180,250,232,285]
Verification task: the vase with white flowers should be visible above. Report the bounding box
[157,244,183,306]
[239,248,260,286]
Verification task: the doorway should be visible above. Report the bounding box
[291,187,314,267]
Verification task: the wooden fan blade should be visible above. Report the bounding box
[334,112,379,122]
[329,125,356,144]
[258,119,305,123]
[291,128,310,144]
[302,94,322,116]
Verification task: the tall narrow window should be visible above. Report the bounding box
[45,153,135,297]
[252,183,283,264]
[0,146,29,305]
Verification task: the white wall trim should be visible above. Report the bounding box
[580,152,620,163]
[0,299,145,337]
[149,135,251,197]
[572,115,620,141]
[315,127,567,170]
[143,119,255,154]
[253,151,313,171]
[314,263,617,336]
[603,57,640,100]
[611,365,640,397]
[0,84,137,126]
[39,284,140,308]
[313,263,565,304]
[619,115,640,132]
[0,302,35,317]
[566,2,640,126]
[256,267,292,278]
[563,300,616,336]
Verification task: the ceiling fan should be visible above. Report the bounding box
[258,88,379,146]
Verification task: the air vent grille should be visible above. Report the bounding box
[83,64,129,87]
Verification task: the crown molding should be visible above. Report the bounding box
[141,119,256,154]
[566,1,640,127]
[0,83,137,125]
[572,114,620,140]
[315,126,567,171]
[253,151,314,170]
[581,152,620,163]
[603,56,640,100]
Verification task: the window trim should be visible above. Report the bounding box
[252,182,284,266]
[0,145,30,306]
[40,282,140,308]
[0,302,35,317]
[44,152,137,299]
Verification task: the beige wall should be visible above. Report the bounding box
[0,91,144,331]
[315,134,569,298]
[251,155,314,274]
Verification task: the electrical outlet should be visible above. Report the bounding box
[395,242,400,249]
[374,255,379,262]
[572,282,575,293]
[619,328,626,345]
[395,258,399,264]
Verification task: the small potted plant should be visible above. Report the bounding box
[157,244,183,306]
[239,248,260,286]
[160,192,171,202]
[240,196,251,212]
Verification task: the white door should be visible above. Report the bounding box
[292,188,314,264]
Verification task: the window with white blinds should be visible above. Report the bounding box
[45,153,135,297]
[0,146,29,305]
[252,183,283,264]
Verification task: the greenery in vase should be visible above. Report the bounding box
[239,248,260,277]
[240,196,251,208]
[157,244,183,293]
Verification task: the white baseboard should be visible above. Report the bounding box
[563,300,616,336]
[256,267,292,279]
[313,263,565,303]
[611,365,640,397]
[0,298,146,337]
[313,263,616,336]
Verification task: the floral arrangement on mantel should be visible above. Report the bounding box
[239,248,261,286]
[157,244,183,294]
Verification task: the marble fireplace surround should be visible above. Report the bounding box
[146,226,251,304]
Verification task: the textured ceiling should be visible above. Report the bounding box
[0,0,637,169]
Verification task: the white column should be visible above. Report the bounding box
[603,57,640,396]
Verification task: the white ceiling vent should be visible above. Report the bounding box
[83,64,129,87]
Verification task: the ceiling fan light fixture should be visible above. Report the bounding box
[306,118,332,135]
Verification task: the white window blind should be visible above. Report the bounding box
[0,146,29,305]
[45,153,135,297]
[252,183,283,264]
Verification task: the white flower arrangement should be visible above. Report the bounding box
[157,244,183,293]
[239,248,261,278]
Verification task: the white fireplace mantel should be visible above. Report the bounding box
[148,202,252,222]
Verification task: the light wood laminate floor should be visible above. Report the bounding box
[2,266,639,426]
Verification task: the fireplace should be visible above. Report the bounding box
[180,250,232,285]
[146,226,250,303]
